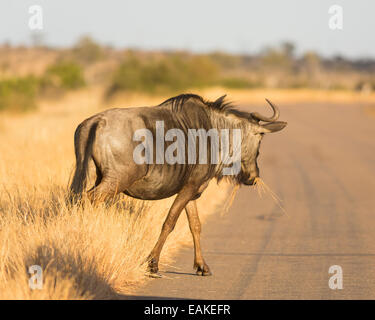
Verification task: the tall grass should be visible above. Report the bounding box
[0,91,230,299]
[0,187,170,299]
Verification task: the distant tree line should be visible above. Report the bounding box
[1,37,375,112]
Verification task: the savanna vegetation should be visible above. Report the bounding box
[0,87,231,299]
[1,36,374,299]
[1,36,375,112]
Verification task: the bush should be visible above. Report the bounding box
[72,36,104,64]
[107,54,218,96]
[41,61,85,91]
[0,77,38,112]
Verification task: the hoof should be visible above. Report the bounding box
[147,257,159,274]
[195,264,212,276]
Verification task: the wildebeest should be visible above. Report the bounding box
[70,94,287,276]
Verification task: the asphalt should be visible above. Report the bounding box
[132,101,375,299]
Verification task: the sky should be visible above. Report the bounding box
[0,0,374,58]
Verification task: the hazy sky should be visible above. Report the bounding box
[0,0,374,58]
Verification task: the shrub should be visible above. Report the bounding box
[107,54,218,96]
[42,61,85,91]
[0,77,38,112]
[72,36,104,64]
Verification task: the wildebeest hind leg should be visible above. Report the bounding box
[87,171,135,204]
[87,178,120,204]
[147,186,196,275]
[185,200,211,276]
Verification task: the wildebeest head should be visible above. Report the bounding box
[238,99,287,186]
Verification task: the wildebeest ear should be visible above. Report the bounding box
[214,95,227,104]
[256,121,287,133]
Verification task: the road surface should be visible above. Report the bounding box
[133,101,375,299]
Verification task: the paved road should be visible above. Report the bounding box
[134,102,375,299]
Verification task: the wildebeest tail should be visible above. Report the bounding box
[69,118,103,203]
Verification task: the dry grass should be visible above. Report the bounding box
[0,89,231,299]
[3,86,364,299]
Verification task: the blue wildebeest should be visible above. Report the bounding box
[70,94,287,276]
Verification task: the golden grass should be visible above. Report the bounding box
[2,86,366,299]
[0,89,231,299]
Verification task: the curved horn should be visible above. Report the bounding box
[251,98,280,122]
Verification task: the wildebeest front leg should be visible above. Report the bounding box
[147,186,196,275]
[185,200,211,276]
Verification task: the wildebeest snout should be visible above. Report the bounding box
[244,177,258,186]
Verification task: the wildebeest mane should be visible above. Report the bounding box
[159,93,254,120]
